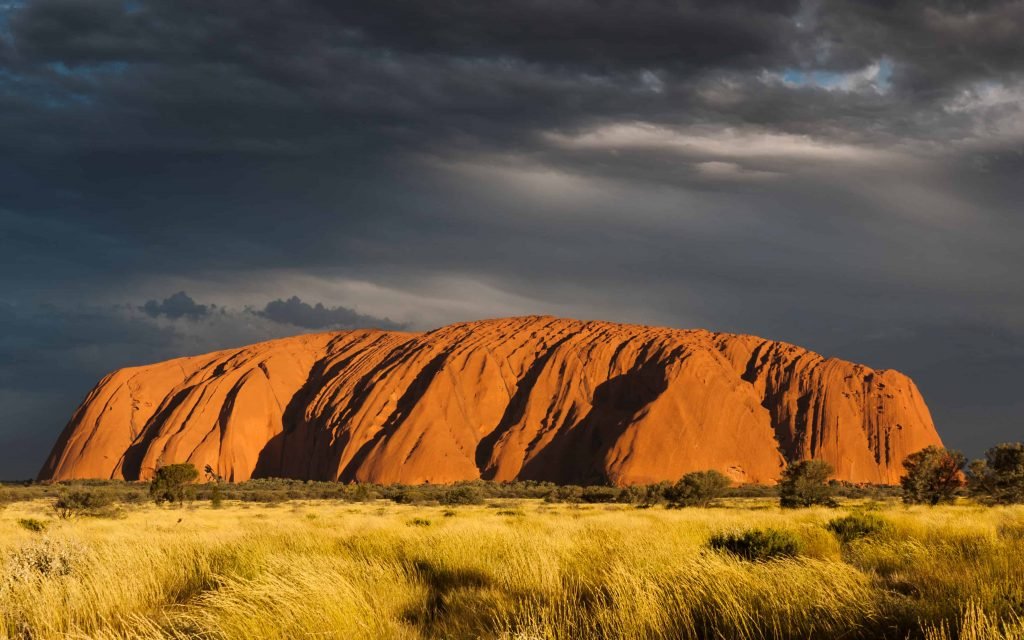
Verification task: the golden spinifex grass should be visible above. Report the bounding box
[1,499,1022,639]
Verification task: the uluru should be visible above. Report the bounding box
[39,316,942,485]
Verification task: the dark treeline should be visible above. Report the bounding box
[3,442,1019,512]
[0,477,899,508]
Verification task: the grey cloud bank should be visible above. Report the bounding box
[0,0,1021,478]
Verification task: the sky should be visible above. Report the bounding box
[1,0,1022,479]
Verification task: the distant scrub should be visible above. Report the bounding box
[580,486,619,503]
[968,443,1024,505]
[439,486,484,505]
[0,475,904,508]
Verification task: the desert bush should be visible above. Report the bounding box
[53,490,115,519]
[725,483,779,498]
[709,528,802,561]
[544,485,584,503]
[203,465,225,509]
[209,483,224,509]
[826,512,890,543]
[240,490,286,503]
[16,518,47,533]
[828,482,903,500]
[150,463,199,505]
[615,484,646,504]
[348,483,379,502]
[580,486,618,503]
[619,481,671,507]
[780,460,838,508]
[440,486,484,505]
[4,536,88,583]
[664,470,731,508]
[901,446,966,505]
[968,443,1024,505]
[391,487,432,504]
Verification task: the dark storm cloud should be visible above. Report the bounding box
[256,296,406,330]
[1,0,1022,477]
[141,291,210,320]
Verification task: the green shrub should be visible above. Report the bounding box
[53,490,115,519]
[580,486,619,503]
[780,460,838,508]
[615,485,645,504]
[392,488,432,504]
[709,528,802,561]
[440,486,484,505]
[209,483,224,509]
[203,466,225,509]
[901,446,966,505]
[149,463,200,505]
[544,485,584,503]
[968,442,1024,505]
[826,512,890,543]
[617,482,671,507]
[664,470,731,508]
[17,518,47,532]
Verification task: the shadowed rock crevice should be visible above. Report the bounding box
[475,332,577,479]
[118,386,196,479]
[519,357,670,485]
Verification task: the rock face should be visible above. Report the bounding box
[39,316,942,485]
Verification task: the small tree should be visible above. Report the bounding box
[440,485,485,505]
[642,481,672,508]
[150,463,199,505]
[968,443,1024,505]
[664,470,731,508]
[779,460,837,508]
[204,464,224,509]
[617,482,670,507]
[900,446,965,505]
[53,490,114,519]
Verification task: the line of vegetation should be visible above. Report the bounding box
[1,442,1020,511]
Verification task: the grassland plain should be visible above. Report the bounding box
[1,497,1022,640]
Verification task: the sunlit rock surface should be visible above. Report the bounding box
[39,316,942,485]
